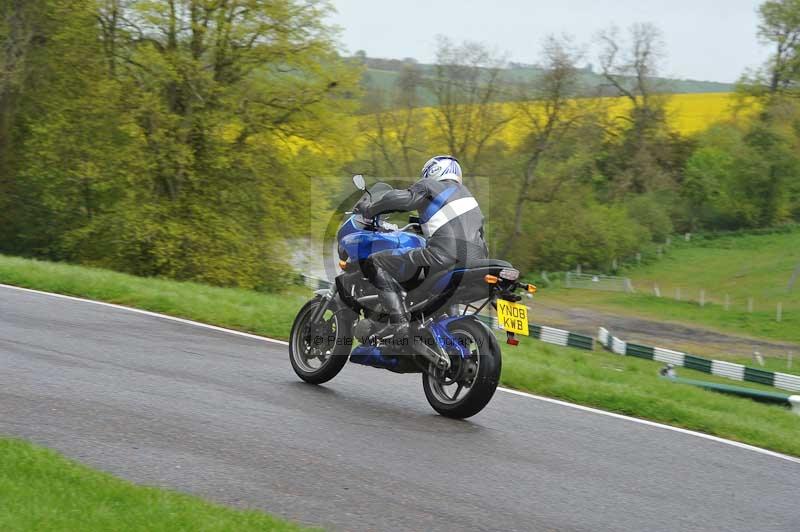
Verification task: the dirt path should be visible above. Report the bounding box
[530,299,800,360]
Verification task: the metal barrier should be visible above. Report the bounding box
[598,327,800,393]
[480,316,594,351]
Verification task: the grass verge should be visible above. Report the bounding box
[502,342,800,456]
[542,228,800,345]
[546,288,800,345]
[0,438,308,531]
[0,255,308,340]
[1,253,798,461]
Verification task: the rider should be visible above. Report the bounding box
[355,155,489,339]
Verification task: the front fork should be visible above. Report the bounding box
[309,285,337,326]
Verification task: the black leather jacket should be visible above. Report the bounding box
[362,178,489,269]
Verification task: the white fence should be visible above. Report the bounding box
[565,272,634,293]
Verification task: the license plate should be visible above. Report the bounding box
[496,300,529,336]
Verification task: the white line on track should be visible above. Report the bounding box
[0,283,289,346]
[3,282,799,465]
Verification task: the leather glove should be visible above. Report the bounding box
[354,196,372,217]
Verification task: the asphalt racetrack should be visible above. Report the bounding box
[1,285,799,531]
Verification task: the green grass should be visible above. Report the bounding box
[546,228,800,344]
[501,341,800,456]
[0,252,798,467]
[0,438,308,531]
[0,255,309,341]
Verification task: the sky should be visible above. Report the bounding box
[329,0,771,83]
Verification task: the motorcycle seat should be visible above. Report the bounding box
[406,258,513,308]
[459,258,513,269]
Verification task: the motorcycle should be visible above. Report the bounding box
[289,175,536,418]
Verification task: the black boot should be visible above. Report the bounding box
[374,288,410,341]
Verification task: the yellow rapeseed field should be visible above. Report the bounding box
[365,92,752,151]
[498,92,752,147]
[662,92,751,134]
[275,92,753,159]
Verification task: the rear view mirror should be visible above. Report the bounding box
[352,174,366,190]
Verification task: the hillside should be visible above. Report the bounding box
[359,92,746,144]
[360,58,735,108]
[626,230,800,307]
[545,228,800,346]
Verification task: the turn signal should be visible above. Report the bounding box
[527,284,537,294]
[339,260,348,270]
[484,274,499,284]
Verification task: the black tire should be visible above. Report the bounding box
[289,297,353,384]
[422,317,502,419]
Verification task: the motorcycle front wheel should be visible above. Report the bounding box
[289,297,353,384]
[422,318,502,419]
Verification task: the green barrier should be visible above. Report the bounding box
[567,333,594,350]
[476,315,593,351]
[684,355,713,374]
[744,366,775,386]
[667,377,791,405]
[625,343,655,360]
[599,326,800,394]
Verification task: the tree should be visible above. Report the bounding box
[514,193,648,272]
[683,117,799,230]
[73,0,360,288]
[757,0,800,93]
[595,23,687,197]
[359,60,427,177]
[597,23,664,112]
[1,0,359,290]
[0,0,108,256]
[428,36,513,190]
[682,129,739,230]
[0,0,33,249]
[500,35,589,257]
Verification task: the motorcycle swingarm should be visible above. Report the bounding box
[426,316,473,360]
[409,315,474,371]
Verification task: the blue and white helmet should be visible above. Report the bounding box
[420,155,462,183]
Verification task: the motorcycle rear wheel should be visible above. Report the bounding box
[422,318,502,419]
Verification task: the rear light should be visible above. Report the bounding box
[506,332,519,346]
[499,268,519,281]
[484,274,499,284]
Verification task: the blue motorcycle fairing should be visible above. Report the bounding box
[349,314,473,370]
[337,213,472,369]
[350,345,400,369]
[336,215,362,240]
[337,215,426,262]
